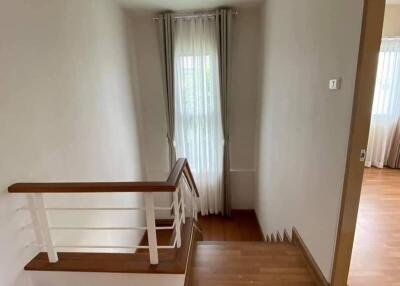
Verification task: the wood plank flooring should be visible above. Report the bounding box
[197,210,264,241]
[189,210,317,286]
[349,167,400,286]
[189,242,316,286]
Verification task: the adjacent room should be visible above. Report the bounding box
[349,3,400,285]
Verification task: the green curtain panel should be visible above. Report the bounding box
[216,8,233,216]
[157,13,176,170]
[388,120,400,169]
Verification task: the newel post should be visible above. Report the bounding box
[173,190,182,248]
[144,193,159,264]
[34,194,58,263]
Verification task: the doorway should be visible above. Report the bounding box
[348,3,400,285]
[330,0,386,285]
[330,1,400,285]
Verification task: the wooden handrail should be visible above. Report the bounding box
[167,158,187,187]
[182,162,199,197]
[8,158,199,197]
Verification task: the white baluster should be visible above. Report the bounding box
[144,193,158,264]
[193,193,198,221]
[26,194,44,248]
[192,194,195,219]
[180,185,186,224]
[183,176,195,221]
[35,194,58,263]
[173,190,182,248]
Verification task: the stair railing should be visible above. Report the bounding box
[8,158,199,265]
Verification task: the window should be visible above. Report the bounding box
[174,17,223,215]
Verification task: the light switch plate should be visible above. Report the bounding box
[329,78,342,90]
[360,149,366,162]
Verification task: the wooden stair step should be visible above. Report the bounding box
[188,240,317,286]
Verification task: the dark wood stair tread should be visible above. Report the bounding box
[189,240,317,286]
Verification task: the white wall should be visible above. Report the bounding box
[30,272,184,286]
[124,11,173,216]
[255,0,364,281]
[230,7,262,209]
[0,0,144,285]
[126,11,170,181]
[382,4,400,37]
[126,8,262,209]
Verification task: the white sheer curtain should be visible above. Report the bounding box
[366,38,400,168]
[174,16,224,215]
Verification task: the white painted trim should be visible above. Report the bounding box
[229,169,256,172]
[147,168,257,174]
[30,271,185,286]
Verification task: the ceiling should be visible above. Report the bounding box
[119,0,400,12]
[118,0,263,11]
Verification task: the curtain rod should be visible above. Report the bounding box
[153,10,239,21]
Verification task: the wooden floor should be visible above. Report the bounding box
[349,167,400,286]
[189,241,317,286]
[189,210,317,286]
[197,210,264,241]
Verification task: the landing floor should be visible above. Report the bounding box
[198,210,264,241]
